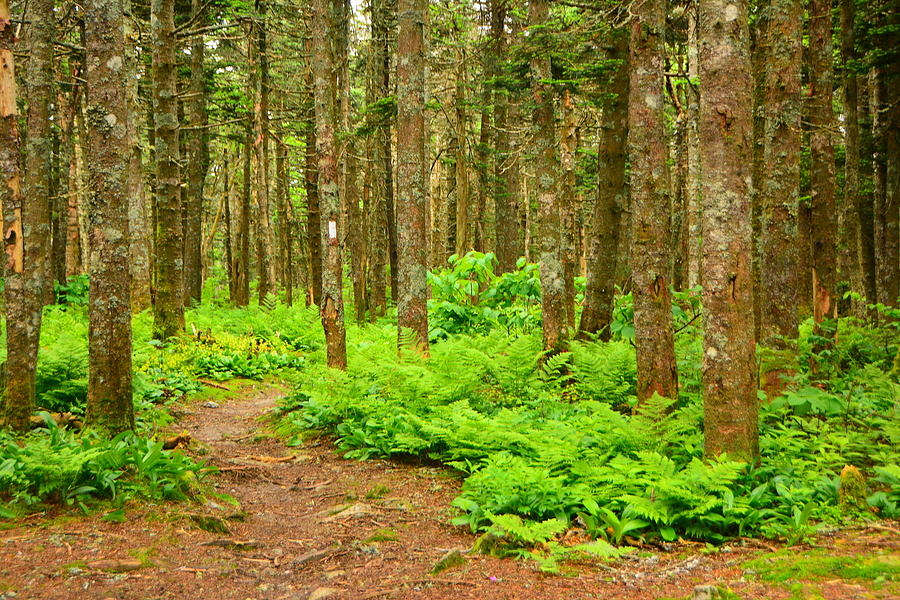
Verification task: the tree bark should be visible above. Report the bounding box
[628,0,678,402]
[304,83,323,306]
[453,53,470,256]
[312,0,347,369]
[560,90,578,335]
[757,0,801,346]
[699,0,758,461]
[809,0,838,333]
[152,0,184,338]
[396,0,429,351]
[580,30,629,340]
[84,0,134,434]
[233,129,252,306]
[839,0,862,307]
[275,138,293,306]
[183,0,208,306]
[529,0,565,354]
[1,0,34,432]
[253,0,276,303]
[125,0,151,312]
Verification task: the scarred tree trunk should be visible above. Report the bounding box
[396,0,429,351]
[809,0,838,333]
[183,0,208,306]
[628,0,678,402]
[152,0,184,338]
[312,0,347,368]
[1,0,38,432]
[580,29,629,340]
[529,0,565,354]
[699,0,758,461]
[84,0,134,433]
[686,6,702,288]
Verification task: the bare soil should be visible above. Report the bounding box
[1,382,897,600]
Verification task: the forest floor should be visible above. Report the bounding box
[2,381,897,600]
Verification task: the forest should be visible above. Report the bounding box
[0,0,898,596]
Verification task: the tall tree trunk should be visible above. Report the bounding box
[529,0,565,354]
[233,130,252,306]
[305,95,323,305]
[125,0,151,311]
[699,0,757,461]
[152,0,184,338]
[628,0,678,402]
[686,6,702,288]
[858,74,878,309]
[839,0,862,307]
[1,0,36,432]
[275,138,293,306]
[224,148,235,300]
[254,0,276,302]
[348,146,367,323]
[757,0,801,349]
[809,0,838,333]
[52,71,75,289]
[560,90,578,335]
[453,54,470,256]
[365,0,387,311]
[396,0,429,351]
[312,0,347,368]
[84,0,134,434]
[183,0,208,306]
[873,4,900,308]
[580,30,629,340]
[492,0,515,273]
[5,0,53,429]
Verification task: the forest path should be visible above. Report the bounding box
[3,381,896,600]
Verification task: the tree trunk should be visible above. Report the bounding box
[873,6,900,308]
[580,30,628,340]
[839,0,862,308]
[224,148,235,300]
[84,0,134,434]
[233,130,252,306]
[628,0,678,402]
[275,138,293,306]
[254,0,276,303]
[686,6,702,288]
[699,0,758,461]
[396,0,429,351]
[1,0,34,432]
[560,90,578,335]
[809,0,839,337]
[492,0,515,273]
[757,0,801,347]
[152,0,184,338]
[12,0,54,425]
[183,0,208,306]
[529,0,565,354]
[312,0,347,369]
[453,54,470,256]
[304,91,323,306]
[125,0,151,312]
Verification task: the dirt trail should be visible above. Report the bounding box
[2,382,896,600]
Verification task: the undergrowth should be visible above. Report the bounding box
[274,262,899,550]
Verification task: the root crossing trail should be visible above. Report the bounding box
[3,382,896,600]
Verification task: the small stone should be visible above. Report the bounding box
[202,401,220,409]
[691,585,721,600]
[308,587,339,600]
[324,570,345,580]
